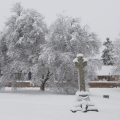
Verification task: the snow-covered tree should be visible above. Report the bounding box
[0,3,48,90]
[0,31,11,89]
[0,4,102,93]
[31,60,53,91]
[101,38,114,65]
[39,15,102,94]
[113,37,120,75]
[5,3,47,62]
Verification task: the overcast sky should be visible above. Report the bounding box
[0,0,120,43]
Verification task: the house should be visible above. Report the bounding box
[89,66,120,88]
[96,66,119,81]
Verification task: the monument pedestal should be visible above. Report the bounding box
[70,91,98,112]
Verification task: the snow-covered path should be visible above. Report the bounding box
[0,88,120,120]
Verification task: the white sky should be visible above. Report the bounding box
[0,0,120,42]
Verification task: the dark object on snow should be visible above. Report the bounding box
[103,95,109,99]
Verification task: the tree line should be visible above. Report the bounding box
[0,3,102,93]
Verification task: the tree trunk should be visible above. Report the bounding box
[40,69,53,91]
[40,82,45,91]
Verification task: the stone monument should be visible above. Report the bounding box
[71,54,98,112]
[73,54,87,91]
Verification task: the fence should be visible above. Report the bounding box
[89,81,120,88]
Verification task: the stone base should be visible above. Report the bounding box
[70,91,98,113]
[76,91,89,96]
[70,105,98,113]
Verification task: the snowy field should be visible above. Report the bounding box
[0,88,120,120]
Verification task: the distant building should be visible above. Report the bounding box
[96,66,119,81]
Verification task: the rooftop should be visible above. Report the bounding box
[96,66,116,76]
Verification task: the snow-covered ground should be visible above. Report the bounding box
[0,88,120,120]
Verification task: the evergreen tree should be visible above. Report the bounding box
[102,38,114,65]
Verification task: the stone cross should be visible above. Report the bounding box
[73,54,87,91]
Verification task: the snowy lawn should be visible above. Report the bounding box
[0,88,120,120]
